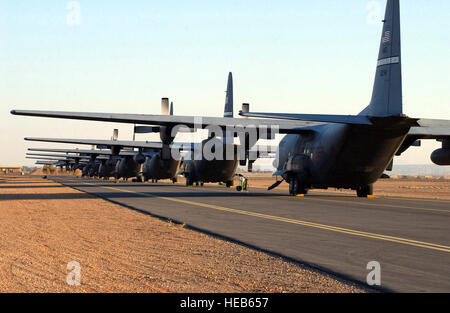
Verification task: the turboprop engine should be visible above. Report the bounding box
[134,153,146,164]
[431,139,450,166]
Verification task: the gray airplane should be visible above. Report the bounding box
[28,148,117,176]
[26,151,111,177]
[23,74,244,186]
[135,98,181,183]
[12,0,450,197]
[23,99,181,182]
[182,72,239,187]
[26,156,90,174]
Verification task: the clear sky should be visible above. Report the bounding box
[1,0,449,166]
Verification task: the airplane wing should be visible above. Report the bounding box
[12,110,323,134]
[24,137,199,153]
[27,153,96,159]
[393,119,450,156]
[407,119,450,139]
[28,148,113,155]
[25,138,165,150]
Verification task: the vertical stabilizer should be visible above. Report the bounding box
[366,0,402,117]
[224,72,233,118]
[170,102,174,116]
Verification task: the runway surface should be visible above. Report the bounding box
[51,176,450,292]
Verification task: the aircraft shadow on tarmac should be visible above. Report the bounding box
[0,185,66,189]
[58,182,372,200]
[0,193,96,201]
[91,190,282,199]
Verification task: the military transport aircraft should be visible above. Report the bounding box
[28,148,117,178]
[23,73,256,187]
[12,0,450,197]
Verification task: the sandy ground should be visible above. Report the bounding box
[243,173,450,200]
[0,176,367,293]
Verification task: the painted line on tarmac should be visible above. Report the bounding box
[299,197,450,214]
[82,182,450,253]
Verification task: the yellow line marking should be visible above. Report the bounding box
[83,183,450,253]
[300,197,450,214]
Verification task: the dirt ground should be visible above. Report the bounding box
[0,176,367,293]
[244,173,450,200]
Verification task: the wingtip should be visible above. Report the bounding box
[10,110,16,115]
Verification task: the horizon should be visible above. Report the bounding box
[1,0,449,166]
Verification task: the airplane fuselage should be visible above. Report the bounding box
[115,156,141,180]
[98,158,117,179]
[183,143,239,185]
[277,123,410,190]
[142,154,180,181]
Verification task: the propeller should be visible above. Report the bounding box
[268,179,284,191]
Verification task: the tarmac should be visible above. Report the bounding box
[51,176,450,293]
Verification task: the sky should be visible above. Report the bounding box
[1,0,449,166]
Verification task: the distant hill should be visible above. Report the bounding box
[390,164,450,176]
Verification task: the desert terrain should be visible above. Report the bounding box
[0,176,367,293]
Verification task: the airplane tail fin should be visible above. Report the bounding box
[224,72,233,118]
[170,102,174,116]
[365,0,403,117]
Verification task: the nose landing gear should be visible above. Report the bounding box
[289,175,308,196]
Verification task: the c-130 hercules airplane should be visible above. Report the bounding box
[11,0,450,197]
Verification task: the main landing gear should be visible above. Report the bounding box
[356,185,374,198]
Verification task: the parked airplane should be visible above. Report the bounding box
[12,0,450,197]
[182,72,239,187]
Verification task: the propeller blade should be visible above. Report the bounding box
[268,180,284,191]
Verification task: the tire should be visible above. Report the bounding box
[186,177,194,186]
[172,178,177,184]
[289,175,308,196]
[357,185,374,198]
[289,176,297,196]
[226,181,234,188]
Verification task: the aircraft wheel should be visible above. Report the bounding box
[289,176,297,195]
[289,176,307,196]
[226,181,234,188]
[196,182,200,187]
[172,178,178,184]
[186,177,194,186]
[357,185,374,198]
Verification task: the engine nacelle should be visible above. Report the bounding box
[431,149,450,166]
[431,139,450,166]
[134,154,146,164]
